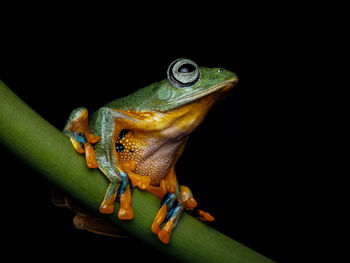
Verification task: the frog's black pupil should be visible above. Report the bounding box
[178,63,196,73]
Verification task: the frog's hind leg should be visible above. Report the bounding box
[152,192,184,244]
[63,107,100,168]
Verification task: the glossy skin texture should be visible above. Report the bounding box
[63,59,238,244]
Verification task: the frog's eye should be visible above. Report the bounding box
[167,58,200,88]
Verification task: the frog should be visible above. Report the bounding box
[61,58,238,244]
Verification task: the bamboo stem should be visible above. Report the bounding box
[0,80,274,263]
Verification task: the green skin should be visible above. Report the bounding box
[63,59,238,242]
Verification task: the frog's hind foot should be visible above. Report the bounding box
[63,107,100,168]
[151,193,184,244]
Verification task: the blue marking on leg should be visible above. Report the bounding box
[117,171,132,202]
[73,132,87,148]
[165,201,182,221]
[160,193,177,210]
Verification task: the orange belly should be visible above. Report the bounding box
[116,130,182,186]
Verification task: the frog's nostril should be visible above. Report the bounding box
[218,68,224,73]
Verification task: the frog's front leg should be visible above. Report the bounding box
[93,107,137,220]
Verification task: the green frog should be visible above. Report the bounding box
[61,58,238,244]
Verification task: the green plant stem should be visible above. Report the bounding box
[0,81,274,263]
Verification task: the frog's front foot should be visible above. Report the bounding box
[99,171,135,220]
[63,107,101,168]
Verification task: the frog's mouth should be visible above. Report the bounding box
[174,77,238,105]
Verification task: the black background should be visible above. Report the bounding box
[0,4,311,263]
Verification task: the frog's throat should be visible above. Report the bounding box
[173,77,238,105]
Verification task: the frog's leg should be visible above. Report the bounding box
[151,168,214,244]
[154,192,184,244]
[93,107,159,220]
[63,107,100,168]
[150,167,182,244]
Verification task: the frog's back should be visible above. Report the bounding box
[88,85,157,126]
[102,84,160,112]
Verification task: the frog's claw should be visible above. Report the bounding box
[63,107,100,168]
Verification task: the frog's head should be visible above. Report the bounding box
[138,58,238,112]
[131,58,238,135]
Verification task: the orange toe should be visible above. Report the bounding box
[84,142,99,168]
[84,131,101,144]
[138,176,151,190]
[99,202,115,214]
[118,187,134,220]
[151,222,161,234]
[99,192,116,214]
[118,207,134,220]
[158,220,173,244]
[151,205,168,234]
[158,229,171,244]
[183,197,198,210]
[199,211,215,222]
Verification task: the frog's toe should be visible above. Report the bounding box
[117,186,134,220]
[128,171,151,190]
[187,207,215,222]
[151,204,168,234]
[116,172,134,220]
[99,192,117,214]
[158,221,173,244]
[117,206,134,220]
[99,202,115,214]
[198,210,215,222]
[84,142,99,168]
[180,185,198,210]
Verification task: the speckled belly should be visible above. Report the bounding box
[116,129,180,186]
